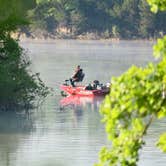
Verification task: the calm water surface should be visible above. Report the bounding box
[0,40,166,166]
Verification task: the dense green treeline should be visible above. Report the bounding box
[26,0,166,39]
[0,0,48,111]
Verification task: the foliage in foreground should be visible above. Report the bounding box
[0,0,49,110]
[0,34,49,110]
[95,1,166,166]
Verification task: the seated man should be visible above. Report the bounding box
[70,65,85,87]
[93,80,100,89]
[85,83,93,90]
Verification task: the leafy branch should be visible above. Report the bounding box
[95,1,166,165]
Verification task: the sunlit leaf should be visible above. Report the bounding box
[157,133,166,152]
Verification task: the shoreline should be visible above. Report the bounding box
[12,32,157,43]
[18,36,156,43]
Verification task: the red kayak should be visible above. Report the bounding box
[60,84,110,97]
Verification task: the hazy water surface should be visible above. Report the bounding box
[0,40,166,166]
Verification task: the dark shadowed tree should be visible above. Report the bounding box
[0,0,49,110]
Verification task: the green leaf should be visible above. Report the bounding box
[157,133,166,152]
[157,107,166,119]
[151,4,158,13]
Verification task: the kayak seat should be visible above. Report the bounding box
[76,72,85,82]
[74,73,85,86]
[79,73,85,81]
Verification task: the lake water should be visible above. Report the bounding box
[0,40,166,166]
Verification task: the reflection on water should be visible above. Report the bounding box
[60,95,104,110]
[0,95,107,166]
[59,95,105,128]
[0,111,34,133]
[0,111,35,166]
[0,40,166,166]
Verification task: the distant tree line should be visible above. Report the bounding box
[26,0,166,39]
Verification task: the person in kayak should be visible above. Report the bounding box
[70,65,84,87]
